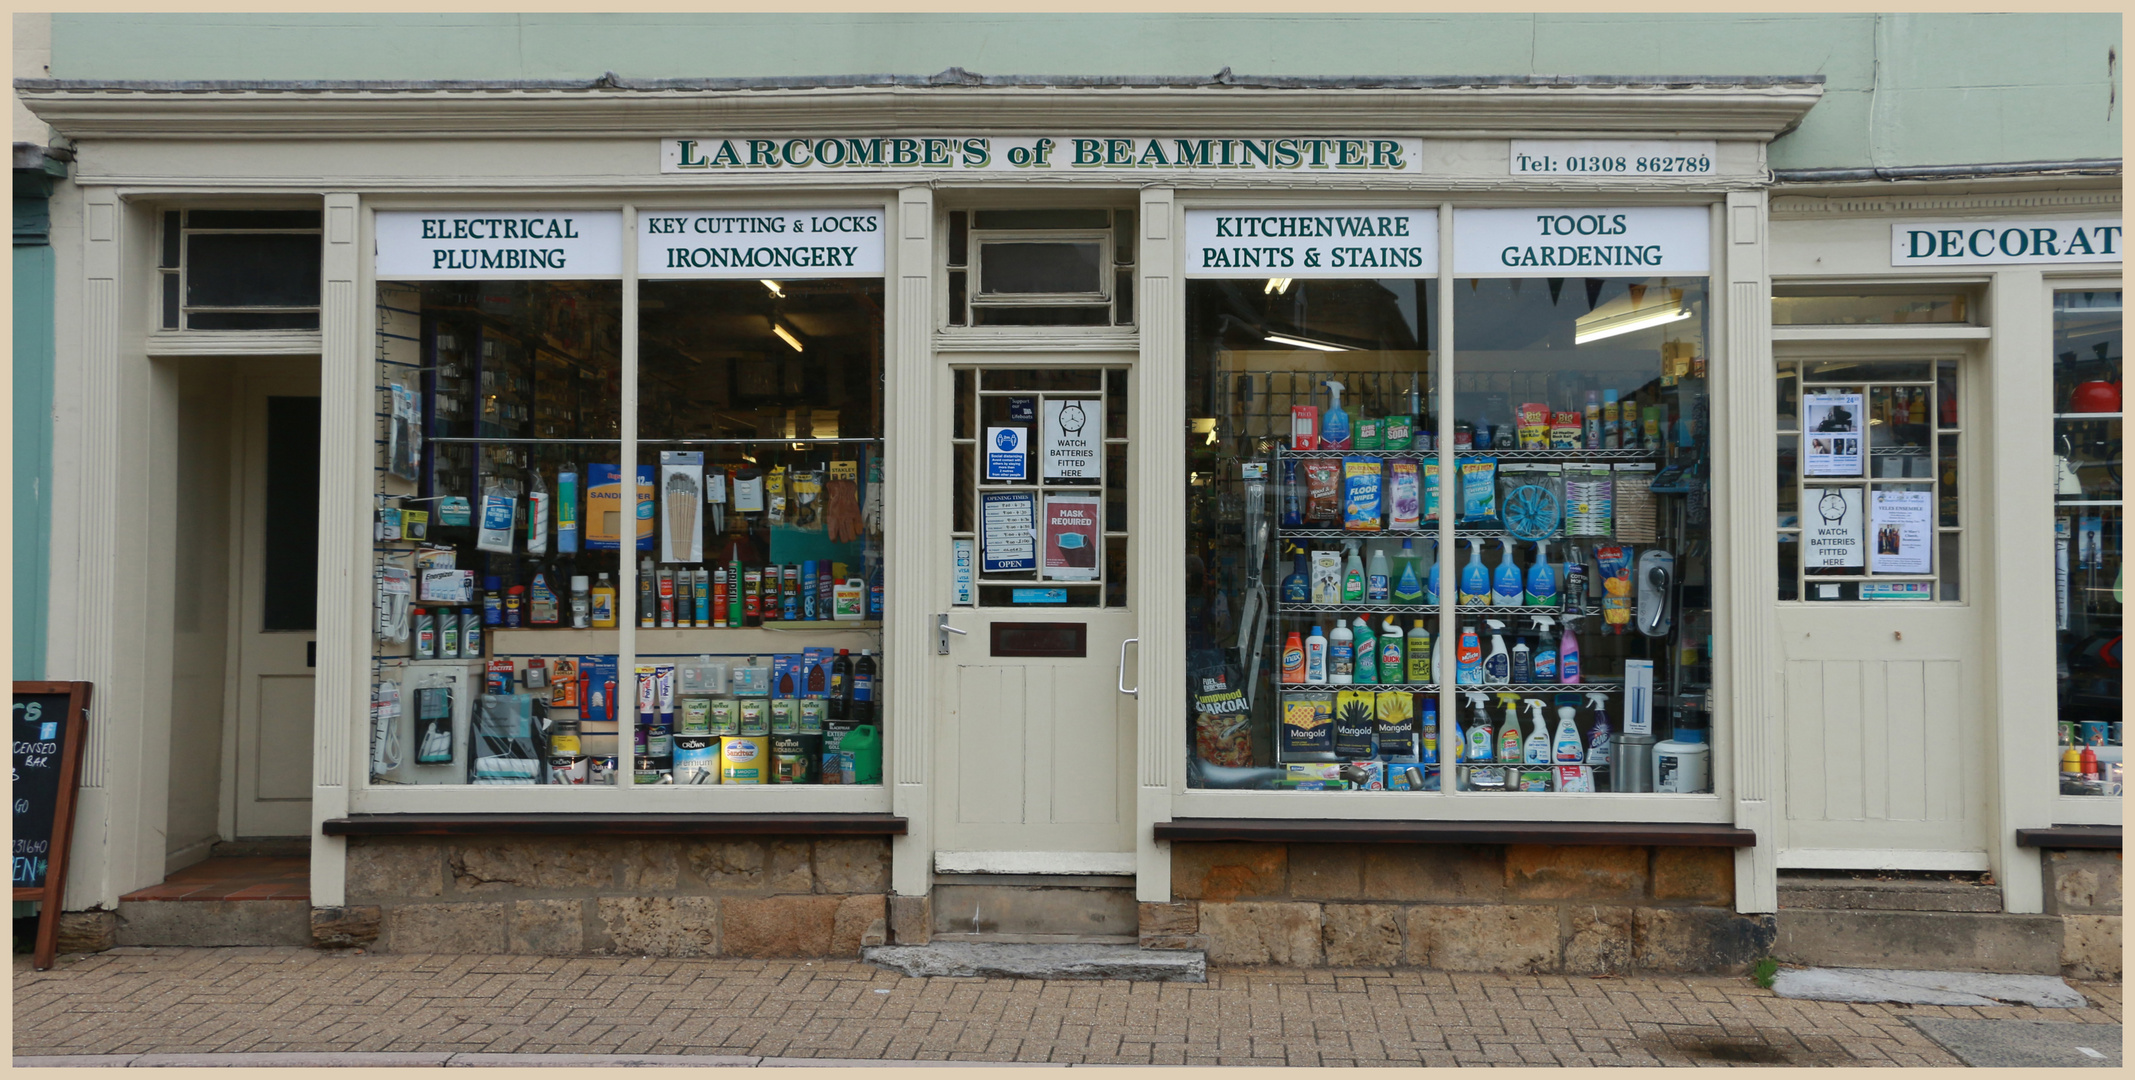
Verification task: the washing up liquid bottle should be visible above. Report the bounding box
[1329,620,1355,684]
[1342,541,1366,603]
[1583,692,1613,767]
[1464,693,1493,763]
[1525,539,1558,607]
[1280,630,1306,684]
[1494,538,1523,606]
[1366,545,1391,603]
[1532,616,1558,682]
[1280,547,1309,605]
[1524,699,1552,764]
[1483,619,1510,685]
[1351,617,1378,684]
[1456,622,1482,685]
[1459,539,1490,605]
[1496,693,1523,763]
[1407,619,1432,683]
[1559,615,1583,685]
[1392,539,1423,605]
[1510,630,1533,683]
[1304,625,1329,683]
[1425,540,1441,605]
[1319,380,1352,450]
[1379,617,1405,684]
[1554,701,1585,764]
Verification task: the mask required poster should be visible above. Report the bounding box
[1042,494,1101,581]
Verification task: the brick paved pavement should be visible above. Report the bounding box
[13,948,2123,1067]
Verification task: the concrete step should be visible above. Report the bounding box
[862,942,1206,982]
[1779,874,2003,913]
[1774,909,2062,975]
[114,899,311,948]
[931,876,1138,940]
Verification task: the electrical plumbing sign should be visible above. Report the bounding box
[1453,206,1710,277]
[663,136,1424,174]
[1891,218,2122,266]
[638,209,885,277]
[375,211,623,279]
[1183,210,1438,277]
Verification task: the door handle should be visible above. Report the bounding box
[1117,637,1139,696]
[937,613,968,655]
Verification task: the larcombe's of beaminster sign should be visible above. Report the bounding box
[661,136,1425,174]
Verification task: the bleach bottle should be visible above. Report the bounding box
[1493,538,1523,606]
[1319,380,1352,450]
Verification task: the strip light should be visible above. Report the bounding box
[761,280,785,297]
[1263,332,1350,352]
[1264,278,1293,295]
[1574,296,1691,345]
[772,323,805,353]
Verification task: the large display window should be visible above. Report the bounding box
[2052,288,2122,798]
[1182,206,1719,800]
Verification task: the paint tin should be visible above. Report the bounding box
[1613,734,1657,793]
[673,736,718,784]
[738,699,768,736]
[770,698,799,735]
[634,755,672,785]
[547,719,581,757]
[589,756,616,784]
[634,722,672,758]
[547,755,587,784]
[771,735,820,784]
[798,698,826,734]
[720,735,768,784]
[677,697,713,736]
[708,698,739,736]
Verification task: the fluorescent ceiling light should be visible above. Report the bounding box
[1574,288,1690,345]
[1264,278,1293,295]
[1263,332,1350,352]
[761,280,784,297]
[772,323,804,353]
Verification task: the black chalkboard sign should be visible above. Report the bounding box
[14,681,90,971]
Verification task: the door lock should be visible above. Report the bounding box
[937,613,968,655]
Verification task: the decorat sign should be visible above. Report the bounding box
[1509,140,1718,177]
[1042,400,1104,479]
[663,136,1424,174]
[637,209,884,277]
[1453,206,1710,277]
[1891,218,2121,267]
[1804,487,1864,569]
[376,211,623,279]
[1184,210,1438,277]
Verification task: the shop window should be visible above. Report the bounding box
[944,208,1135,328]
[158,209,323,330]
[1771,286,1976,326]
[2052,289,2121,797]
[1774,359,1961,602]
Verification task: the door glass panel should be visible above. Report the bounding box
[2052,289,2121,797]
[262,396,321,631]
[978,243,1103,294]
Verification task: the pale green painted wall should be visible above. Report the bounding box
[46,13,2122,170]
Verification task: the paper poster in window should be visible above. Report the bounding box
[1869,488,1933,575]
[1803,393,1865,477]
[980,491,1037,573]
[1042,493,1101,581]
[1042,399,1103,480]
[1803,487,1864,568]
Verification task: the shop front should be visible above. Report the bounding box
[20,76,2118,972]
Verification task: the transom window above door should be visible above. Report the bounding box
[944,209,1137,328]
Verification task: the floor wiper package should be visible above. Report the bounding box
[1342,456,1384,531]
[470,692,543,784]
[1456,455,1499,526]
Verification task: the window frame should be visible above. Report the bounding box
[156,206,325,332]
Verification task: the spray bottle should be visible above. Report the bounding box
[1459,539,1490,605]
[1464,692,1494,763]
[1525,539,1557,607]
[1524,699,1552,764]
[1280,547,1309,605]
[1456,622,1482,685]
[1532,616,1559,682]
[1559,614,1583,685]
[1342,540,1366,604]
[1493,538,1523,606]
[1319,380,1352,450]
[1495,692,1523,763]
[1483,619,1510,685]
[1351,616,1378,684]
[1583,692,1613,768]
[1392,539,1424,605]
[1556,700,1587,763]
[1422,696,1442,765]
[1425,539,1441,605]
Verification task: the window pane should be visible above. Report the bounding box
[2053,290,2121,796]
[185,233,321,308]
[970,304,1110,327]
[160,210,181,268]
[1777,435,1799,519]
[978,242,1103,295]
[1940,531,1962,601]
[188,209,323,231]
[1115,269,1135,326]
[1777,367,1799,430]
[161,273,180,329]
[985,369,1102,392]
[953,369,975,439]
[186,310,319,331]
[1777,533,1799,601]
[262,396,320,631]
[947,211,968,267]
[1772,291,1971,325]
[974,209,1110,231]
[947,271,967,325]
[1114,210,1136,265]
[1938,433,1960,526]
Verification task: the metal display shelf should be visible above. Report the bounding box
[1276,602,1600,616]
[1274,447,1664,460]
[1280,682,1623,693]
[1279,683,1440,693]
[1276,526,1618,542]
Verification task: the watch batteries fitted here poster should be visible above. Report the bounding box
[1870,489,1934,575]
[981,491,1037,573]
[1804,487,1864,568]
[1803,393,1866,477]
[1042,400,1102,480]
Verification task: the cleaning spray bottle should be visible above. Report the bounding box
[1392,539,1424,605]
[1281,547,1310,605]
[1483,619,1510,685]
[1532,616,1559,682]
[1319,380,1352,450]
[1495,693,1524,763]
[1425,540,1441,605]
[1459,539,1490,605]
[1525,699,1553,764]
[1525,539,1558,607]
[1329,619,1355,684]
[1342,540,1366,604]
[1555,700,1586,763]
[1559,614,1583,685]
[1379,616,1405,684]
[1493,538,1523,606]
[1464,693,1493,763]
[1422,696,1443,765]
[1583,692,1613,767]
[1456,622,1482,685]
[1351,616,1378,685]
[1367,544,1391,603]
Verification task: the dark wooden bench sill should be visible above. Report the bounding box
[1154,818,1755,847]
[322,813,907,837]
[2015,825,2122,850]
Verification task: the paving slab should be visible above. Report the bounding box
[861,942,1205,982]
[1907,1019,2124,1068]
[1771,966,2089,1007]
[449,1054,760,1067]
[133,1052,454,1067]
[13,1057,143,1068]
